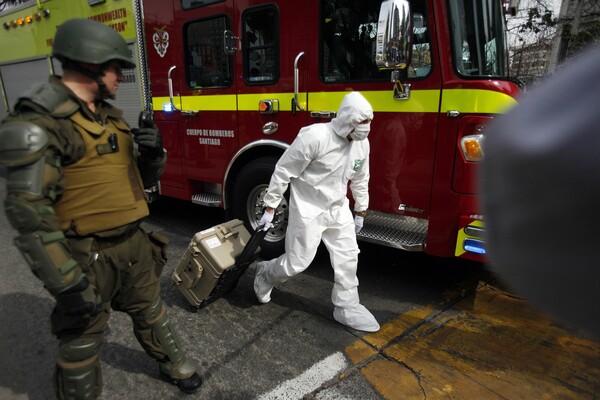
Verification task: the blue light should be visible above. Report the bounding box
[162,103,174,112]
[463,238,486,254]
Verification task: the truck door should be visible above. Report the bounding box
[307,0,440,218]
[225,0,311,258]
[146,0,238,203]
[176,0,239,205]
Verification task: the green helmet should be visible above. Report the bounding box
[52,18,135,69]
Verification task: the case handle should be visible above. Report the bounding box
[216,224,239,241]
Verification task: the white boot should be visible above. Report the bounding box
[254,261,274,304]
[333,304,380,332]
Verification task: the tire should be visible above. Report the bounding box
[231,157,289,259]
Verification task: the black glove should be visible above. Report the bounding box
[132,127,164,159]
[56,276,102,317]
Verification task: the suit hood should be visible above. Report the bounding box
[329,92,374,139]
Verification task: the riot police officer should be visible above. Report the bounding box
[0,19,202,398]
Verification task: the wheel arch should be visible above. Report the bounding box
[223,139,288,214]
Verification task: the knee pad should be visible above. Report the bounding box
[146,299,185,366]
[136,299,195,378]
[54,337,103,400]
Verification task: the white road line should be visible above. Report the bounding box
[257,352,348,400]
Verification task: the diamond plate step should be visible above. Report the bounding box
[191,193,221,207]
[357,210,427,251]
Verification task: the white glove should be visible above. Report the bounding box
[354,216,364,234]
[259,210,274,231]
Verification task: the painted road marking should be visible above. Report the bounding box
[257,352,348,400]
[255,298,456,399]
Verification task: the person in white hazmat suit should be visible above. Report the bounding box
[255,91,380,332]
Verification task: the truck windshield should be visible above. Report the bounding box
[448,0,508,77]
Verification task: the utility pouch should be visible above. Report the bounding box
[148,231,169,277]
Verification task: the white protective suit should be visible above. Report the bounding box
[254,91,380,332]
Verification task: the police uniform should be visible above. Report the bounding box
[0,19,200,400]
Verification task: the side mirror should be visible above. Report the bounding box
[375,0,412,70]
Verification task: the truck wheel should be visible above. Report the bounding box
[231,157,288,259]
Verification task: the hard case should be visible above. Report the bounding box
[171,219,264,309]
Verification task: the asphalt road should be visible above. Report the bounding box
[1,177,598,399]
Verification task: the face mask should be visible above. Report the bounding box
[349,123,370,141]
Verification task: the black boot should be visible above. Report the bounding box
[160,371,203,394]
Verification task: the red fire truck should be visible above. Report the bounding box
[0,0,519,261]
